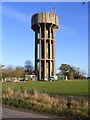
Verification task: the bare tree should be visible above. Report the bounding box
[5,65,14,77]
[80,69,86,77]
[24,60,33,75]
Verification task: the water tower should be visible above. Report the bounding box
[31,12,59,80]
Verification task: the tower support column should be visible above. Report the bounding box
[52,29,56,76]
[35,30,38,76]
[39,26,41,80]
[44,23,46,79]
[49,26,51,77]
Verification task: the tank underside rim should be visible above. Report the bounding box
[31,23,59,32]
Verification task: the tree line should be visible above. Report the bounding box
[1,60,33,79]
[0,60,87,80]
[59,64,86,79]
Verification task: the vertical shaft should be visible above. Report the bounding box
[52,29,56,76]
[49,26,51,77]
[35,31,38,76]
[39,27,41,80]
[44,23,46,79]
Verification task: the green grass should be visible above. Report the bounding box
[2,79,88,96]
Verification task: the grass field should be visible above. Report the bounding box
[2,79,88,96]
[2,79,88,117]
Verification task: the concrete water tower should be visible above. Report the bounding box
[31,12,59,80]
